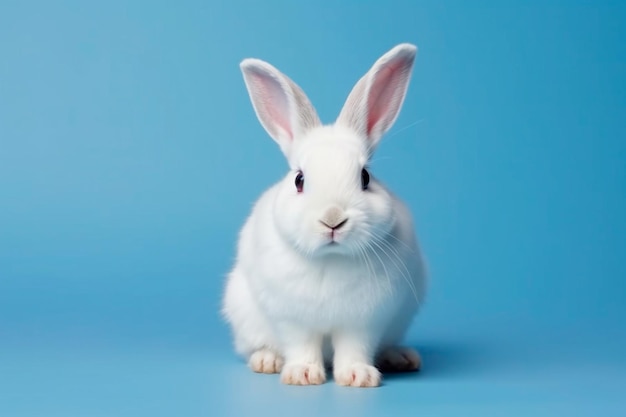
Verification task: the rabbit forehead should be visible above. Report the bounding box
[290,125,368,169]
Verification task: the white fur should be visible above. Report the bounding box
[222,44,427,387]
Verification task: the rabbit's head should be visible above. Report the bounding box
[240,44,417,257]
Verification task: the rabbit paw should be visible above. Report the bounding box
[334,363,381,387]
[249,349,284,374]
[376,347,421,372]
[280,362,326,385]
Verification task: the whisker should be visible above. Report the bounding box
[363,237,393,296]
[386,119,424,139]
[385,232,415,253]
[369,237,417,302]
[361,242,377,283]
[368,231,420,303]
[354,240,369,278]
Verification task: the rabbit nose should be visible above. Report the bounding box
[320,207,348,230]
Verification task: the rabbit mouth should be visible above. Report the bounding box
[318,237,346,253]
[321,237,339,248]
[326,232,347,246]
[320,228,345,246]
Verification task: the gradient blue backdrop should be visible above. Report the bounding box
[1,1,625,416]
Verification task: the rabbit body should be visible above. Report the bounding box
[222,44,427,387]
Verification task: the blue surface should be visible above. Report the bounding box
[1,0,625,416]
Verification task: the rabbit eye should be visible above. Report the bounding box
[361,168,370,190]
[295,171,304,193]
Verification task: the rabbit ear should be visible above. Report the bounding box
[336,44,417,153]
[240,59,321,158]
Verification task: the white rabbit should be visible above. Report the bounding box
[222,43,427,387]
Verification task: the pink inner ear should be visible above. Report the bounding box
[367,60,407,135]
[249,70,293,140]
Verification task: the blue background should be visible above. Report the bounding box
[1,0,625,415]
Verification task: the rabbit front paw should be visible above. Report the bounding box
[334,363,381,387]
[280,362,326,385]
[249,348,284,374]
